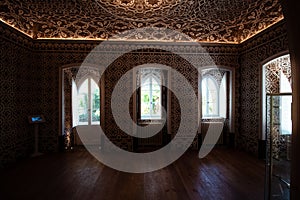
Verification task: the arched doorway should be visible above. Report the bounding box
[262,54,292,199]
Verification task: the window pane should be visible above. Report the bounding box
[91,79,100,124]
[280,96,292,135]
[207,78,218,115]
[78,79,88,125]
[202,77,218,117]
[140,75,161,119]
[202,78,207,116]
[72,79,78,126]
[219,74,227,118]
[280,70,292,93]
[151,79,161,116]
[141,78,151,118]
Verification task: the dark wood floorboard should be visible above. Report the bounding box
[0,147,265,200]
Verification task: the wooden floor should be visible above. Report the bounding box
[0,147,265,200]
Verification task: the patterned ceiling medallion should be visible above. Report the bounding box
[145,0,162,7]
[117,0,135,7]
[97,0,180,21]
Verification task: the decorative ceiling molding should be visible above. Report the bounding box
[0,0,283,44]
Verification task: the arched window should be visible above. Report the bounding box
[202,76,219,117]
[140,73,161,120]
[201,71,228,118]
[72,77,100,126]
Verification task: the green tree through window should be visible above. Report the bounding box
[74,77,100,125]
[141,74,161,119]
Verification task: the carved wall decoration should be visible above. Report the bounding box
[201,68,227,87]
[0,0,283,43]
[63,69,73,132]
[265,63,280,94]
[238,20,289,154]
[264,55,291,90]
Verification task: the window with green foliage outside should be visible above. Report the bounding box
[140,75,161,119]
[73,77,100,125]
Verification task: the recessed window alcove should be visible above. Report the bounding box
[60,64,104,147]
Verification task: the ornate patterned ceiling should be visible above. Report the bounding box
[0,0,283,43]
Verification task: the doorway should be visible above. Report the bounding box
[262,54,292,199]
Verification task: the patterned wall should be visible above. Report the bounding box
[0,18,289,167]
[0,21,239,167]
[238,20,289,154]
[0,23,37,167]
[63,69,74,132]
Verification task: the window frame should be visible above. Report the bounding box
[140,73,162,120]
[74,75,100,126]
[201,75,220,118]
